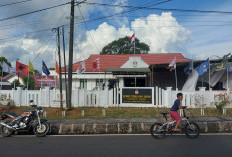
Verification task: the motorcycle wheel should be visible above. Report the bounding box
[184,122,200,138]
[150,123,166,139]
[0,125,13,137]
[33,121,50,137]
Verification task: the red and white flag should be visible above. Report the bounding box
[129,33,135,44]
[2,62,11,73]
[92,58,100,71]
[168,57,176,71]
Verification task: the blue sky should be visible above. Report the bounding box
[0,0,231,70]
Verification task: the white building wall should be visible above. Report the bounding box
[7,76,24,85]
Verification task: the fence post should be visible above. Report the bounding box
[81,110,85,117]
[76,88,79,107]
[201,108,204,116]
[166,87,172,108]
[25,89,28,106]
[106,88,109,108]
[17,87,22,106]
[179,109,183,116]
[158,87,161,107]
[11,89,15,106]
[155,86,158,106]
[223,107,226,115]
[45,87,50,107]
[102,109,106,117]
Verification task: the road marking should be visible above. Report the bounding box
[1,133,232,138]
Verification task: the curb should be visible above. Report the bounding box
[49,121,232,135]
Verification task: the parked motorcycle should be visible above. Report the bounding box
[0,100,50,137]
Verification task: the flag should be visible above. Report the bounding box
[228,64,232,73]
[92,58,100,71]
[2,62,11,73]
[42,61,50,76]
[55,61,60,75]
[196,58,209,76]
[215,59,228,72]
[129,33,135,44]
[16,61,28,75]
[29,61,35,74]
[184,60,193,75]
[77,61,86,74]
[168,57,176,71]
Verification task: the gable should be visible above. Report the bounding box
[120,57,149,68]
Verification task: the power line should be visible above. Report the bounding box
[0,0,169,41]
[0,0,32,7]
[84,2,232,14]
[78,6,100,52]
[0,2,70,22]
[72,0,172,25]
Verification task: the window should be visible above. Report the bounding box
[80,79,87,89]
[96,79,103,88]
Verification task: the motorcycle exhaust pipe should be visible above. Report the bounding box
[0,122,16,131]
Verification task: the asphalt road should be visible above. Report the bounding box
[0,135,231,157]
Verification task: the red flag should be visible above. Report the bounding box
[16,61,28,75]
[129,33,135,43]
[168,57,176,71]
[92,58,100,71]
[55,61,60,75]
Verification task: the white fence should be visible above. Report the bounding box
[0,87,232,108]
[0,87,120,108]
[155,87,232,108]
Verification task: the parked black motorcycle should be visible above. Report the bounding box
[0,100,50,137]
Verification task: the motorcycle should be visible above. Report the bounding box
[0,100,50,137]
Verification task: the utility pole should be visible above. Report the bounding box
[67,0,75,110]
[62,25,68,107]
[53,27,63,110]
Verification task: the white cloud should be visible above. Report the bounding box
[74,12,191,61]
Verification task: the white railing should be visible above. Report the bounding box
[0,87,120,108]
[155,86,232,108]
[1,86,232,108]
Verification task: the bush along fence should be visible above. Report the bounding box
[0,86,232,109]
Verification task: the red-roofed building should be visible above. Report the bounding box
[0,76,11,90]
[3,73,58,89]
[61,53,190,90]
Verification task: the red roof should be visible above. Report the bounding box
[0,76,9,82]
[62,53,190,72]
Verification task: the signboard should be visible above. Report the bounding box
[121,87,154,107]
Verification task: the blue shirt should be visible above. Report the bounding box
[170,99,181,111]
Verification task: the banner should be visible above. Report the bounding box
[182,69,199,91]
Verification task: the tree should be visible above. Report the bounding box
[22,76,35,90]
[0,57,11,74]
[11,79,20,89]
[100,36,150,55]
[34,70,41,75]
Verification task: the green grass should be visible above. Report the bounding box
[0,105,232,120]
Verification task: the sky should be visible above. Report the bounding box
[0,0,232,71]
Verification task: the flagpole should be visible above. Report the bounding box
[99,57,101,88]
[175,66,177,90]
[227,67,229,90]
[27,61,30,90]
[1,61,3,90]
[202,76,204,87]
[134,34,136,87]
[41,65,42,89]
[209,58,211,90]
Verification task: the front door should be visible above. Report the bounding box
[124,77,145,87]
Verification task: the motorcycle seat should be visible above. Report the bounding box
[4,111,19,118]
